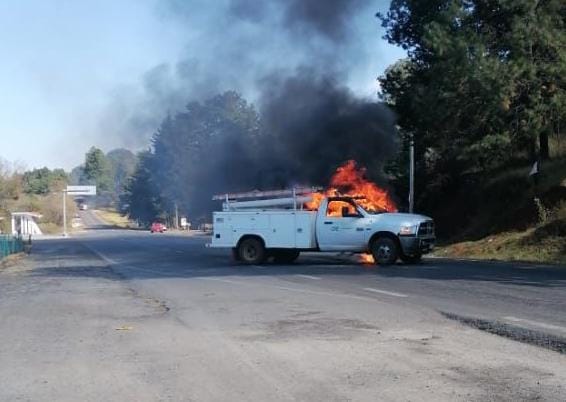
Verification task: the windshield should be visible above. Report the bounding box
[351,200,387,215]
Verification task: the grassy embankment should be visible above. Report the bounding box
[0,193,76,235]
[0,253,25,269]
[93,208,136,229]
[435,157,566,265]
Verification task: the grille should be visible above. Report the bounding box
[418,221,435,237]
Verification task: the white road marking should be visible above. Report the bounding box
[503,316,566,334]
[85,246,118,265]
[295,274,321,280]
[363,288,408,298]
[83,247,402,303]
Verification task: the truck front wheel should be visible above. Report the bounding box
[371,238,399,265]
[238,238,266,264]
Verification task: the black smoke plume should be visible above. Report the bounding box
[256,69,397,188]
[120,0,399,220]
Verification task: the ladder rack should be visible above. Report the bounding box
[212,187,322,212]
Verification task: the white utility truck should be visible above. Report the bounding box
[209,188,435,265]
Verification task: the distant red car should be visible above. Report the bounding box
[150,222,167,233]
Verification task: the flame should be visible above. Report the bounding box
[360,253,375,264]
[306,160,397,214]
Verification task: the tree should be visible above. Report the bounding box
[69,165,85,185]
[0,159,23,203]
[151,91,262,219]
[106,148,138,197]
[122,152,163,226]
[22,168,68,195]
[83,147,112,192]
[378,0,566,180]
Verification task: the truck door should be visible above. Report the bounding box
[316,199,368,251]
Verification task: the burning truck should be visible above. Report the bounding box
[208,161,435,265]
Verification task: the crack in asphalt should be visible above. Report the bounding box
[441,311,566,354]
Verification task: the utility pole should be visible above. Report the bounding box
[175,202,179,230]
[62,190,68,237]
[409,135,415,214]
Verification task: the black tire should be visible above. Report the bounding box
[371,237,399,265]
[400,253,422,264]
[238,237,266,264]
[272,250,300,264]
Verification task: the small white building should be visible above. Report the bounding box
[11,212,43,236]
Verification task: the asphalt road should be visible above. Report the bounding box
[1,226,565,401]
[78,209,112,229]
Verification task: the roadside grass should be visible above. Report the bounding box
[94,208,135,229]
[435,204,566,265]
[38,222,61,234]
[435,230,565,265]
[0,253,25,269]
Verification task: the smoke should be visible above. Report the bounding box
[281,0,368,43]
[229,0,367,43]
[100,0,384,146]
[105,0,399,218]
[256,69,397,187]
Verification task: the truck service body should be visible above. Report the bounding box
[209,189,435,265]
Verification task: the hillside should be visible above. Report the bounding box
[435,158,566,264]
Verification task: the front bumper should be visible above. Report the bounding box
[399,236,435,256]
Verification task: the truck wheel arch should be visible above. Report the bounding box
[236,234,266,250]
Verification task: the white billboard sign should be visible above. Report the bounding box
[66,185,96,196]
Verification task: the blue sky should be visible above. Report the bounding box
[0,0,405,170]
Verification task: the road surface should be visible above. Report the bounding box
[78,209,112,229]
[0,227,565,401]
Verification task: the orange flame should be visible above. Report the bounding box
[360,253,375,264]
[306,160,397,214]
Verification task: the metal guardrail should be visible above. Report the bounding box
[0,235,24,260]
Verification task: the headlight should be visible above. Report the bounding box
[399,225,416,235]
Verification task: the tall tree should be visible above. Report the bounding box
[106,148,138,196]
[151,91,261,219]
[69,165,85,185]
[83,147,112,192]
[122,151,163,226]
[378,0,566,178]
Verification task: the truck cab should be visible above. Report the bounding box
[315,197,435,263]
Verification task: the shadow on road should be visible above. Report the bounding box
[25,234,566,289]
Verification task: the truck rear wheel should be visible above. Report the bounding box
[272,250,300,264]
[371,237,399,265]
[238,238,266,264]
